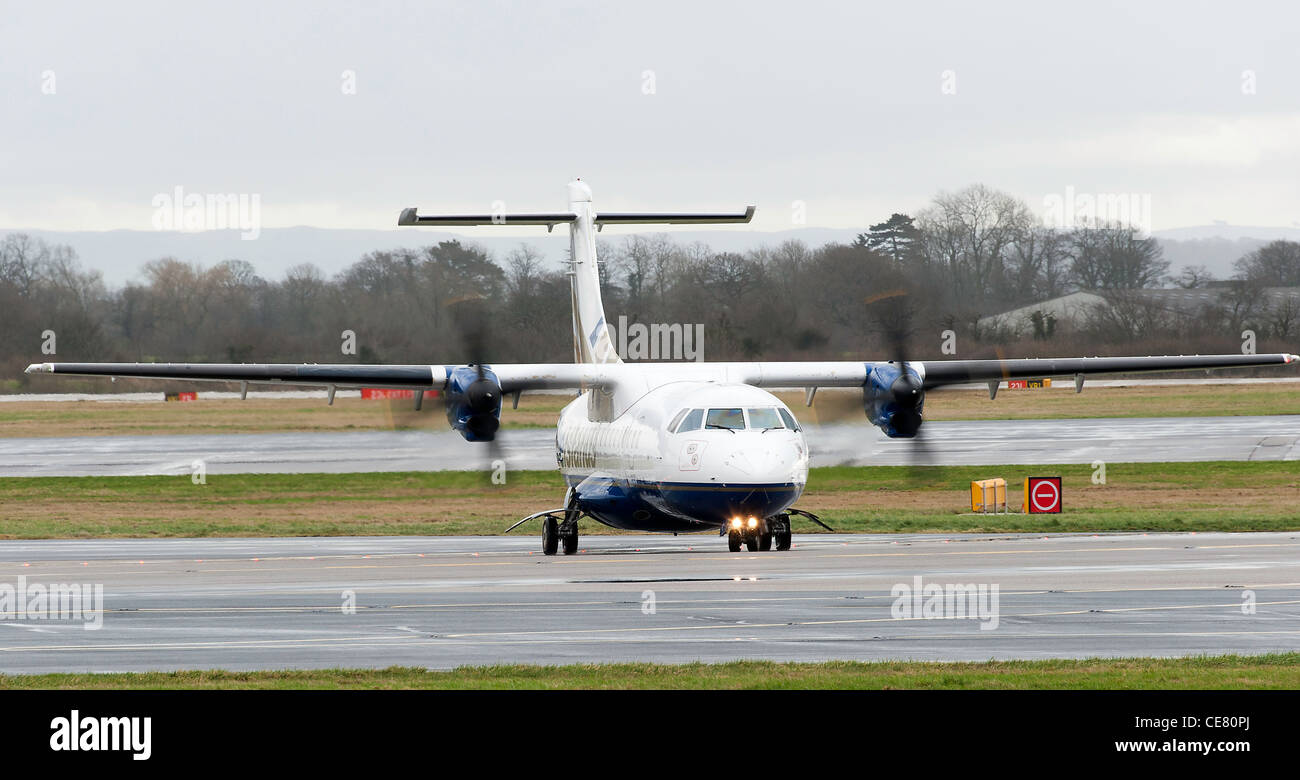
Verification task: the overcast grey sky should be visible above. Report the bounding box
[2,0,1298,234]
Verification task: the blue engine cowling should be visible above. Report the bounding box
[864,362,925,438]
[445,365,503,442]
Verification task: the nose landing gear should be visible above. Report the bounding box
[727,526,744,553]
[724,509,829,552]
[726,516,775,552]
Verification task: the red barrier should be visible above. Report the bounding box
[360,389,439,400]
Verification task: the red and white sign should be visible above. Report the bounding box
[1025,476,1062,514]
[361,389,439,400]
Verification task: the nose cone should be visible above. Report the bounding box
[660,432,808,525]
[715,433,809,485]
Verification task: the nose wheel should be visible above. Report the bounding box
[726,514,794,552]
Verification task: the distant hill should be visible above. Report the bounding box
[1151,225,1300,242]
[4,224,1295,287]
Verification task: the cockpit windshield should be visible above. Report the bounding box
[674,408,704,432]
[705,408,745,431]
[672,406,798,432]
[747,408,782,430]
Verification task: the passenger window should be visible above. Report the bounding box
[705,408,745,430]
[747,408,782,430]
[676,408,704,433]
[777,408,800,431]
[667,408,689,432]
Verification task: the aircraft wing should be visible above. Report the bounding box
[28,353,1296,393]
[23,362,614,393]
[915,353,1298,389]
[684,353,1297,389]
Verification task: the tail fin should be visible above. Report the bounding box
[565,180,620,364]
[398,180,754,365]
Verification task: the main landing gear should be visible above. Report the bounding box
[506,491,584,556]
[542,492,581,556]
[725,509,830,552]
[538,513,579,555]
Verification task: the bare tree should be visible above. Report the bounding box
[1173,265,1216,289]
[1235,240,1300,286]
[1068,222,1168,290]
[915,184,1034,304]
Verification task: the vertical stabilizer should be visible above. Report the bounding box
[566,180,621,365]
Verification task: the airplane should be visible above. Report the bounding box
[25,180,1299,554]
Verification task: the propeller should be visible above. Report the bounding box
[447,296,508,483]
[867,289,934,483]
[378,296,507,485]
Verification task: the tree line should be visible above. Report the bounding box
[3,183,1298,391]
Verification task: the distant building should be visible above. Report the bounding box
[977,292,1108,336]
[978,286,1300,337]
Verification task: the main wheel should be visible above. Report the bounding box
[727,530,742,552]
[759,531,773,551]
[775,523,792,551]
[541,516,559,556]
[561,526,579,555]
[744,532,759,552]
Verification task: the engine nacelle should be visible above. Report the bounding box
[445,365,503,442]
[864,362,925,438]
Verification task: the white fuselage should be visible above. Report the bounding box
[554,180,810,532]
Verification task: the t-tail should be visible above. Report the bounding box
[398,179,754,365]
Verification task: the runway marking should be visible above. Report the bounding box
[828,543,1300,560]
[12,541,1300,580]
[430,600,1300,638]
[65,588,1300,616]
[7,626,1300,655]
[4,537,1298,579]
[0,559,532,579]
[0,634,417,653]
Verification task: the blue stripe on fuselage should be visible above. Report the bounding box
[563,474,802,533]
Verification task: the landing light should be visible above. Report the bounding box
[730,518,743,529]
[746,517,758,529]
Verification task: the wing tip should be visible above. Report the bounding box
[25,363,53,374]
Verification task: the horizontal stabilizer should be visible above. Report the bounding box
[398,208,578,229]
[397,206,755,229]
[594,207,755,225]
